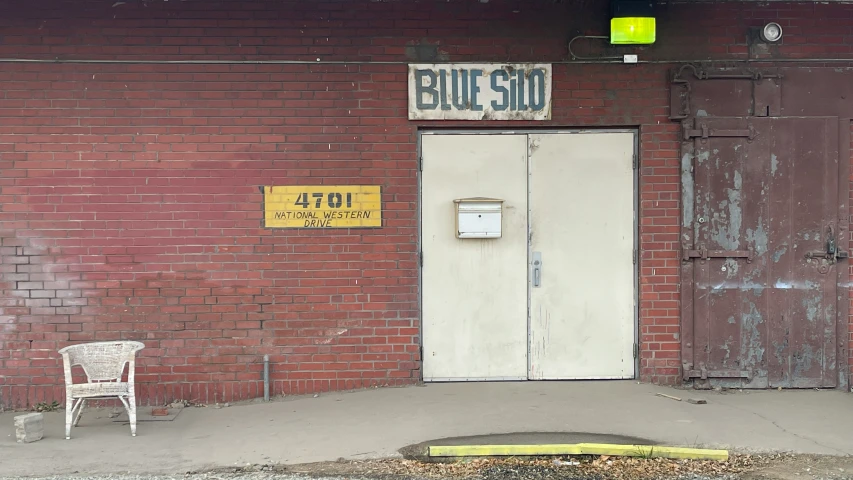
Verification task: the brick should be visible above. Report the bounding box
[15,413,44,443]
[29,291,56,299]
[2,0,853,408]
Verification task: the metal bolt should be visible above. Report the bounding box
[698,217,706,224]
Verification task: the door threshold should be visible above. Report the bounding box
[424,377,528,382]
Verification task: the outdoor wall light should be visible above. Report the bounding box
[610,0,656,45]
[759,22,783,43]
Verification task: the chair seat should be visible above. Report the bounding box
[69,382,131,398]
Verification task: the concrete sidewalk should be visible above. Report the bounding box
[1,382,851,476]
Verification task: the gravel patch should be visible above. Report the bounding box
[281,454,782,479]
[0,476,358,480]
[2,453,849,480]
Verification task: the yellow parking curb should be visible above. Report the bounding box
[427,443,728,461]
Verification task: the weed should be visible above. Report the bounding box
[634,446,656,459]
[32,401,60,412]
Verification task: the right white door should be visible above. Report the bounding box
[528,132,636,380]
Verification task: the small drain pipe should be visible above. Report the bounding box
[263,355,270,402]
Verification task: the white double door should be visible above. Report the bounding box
[422,132,636,381]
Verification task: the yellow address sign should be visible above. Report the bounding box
[264,185,382,228]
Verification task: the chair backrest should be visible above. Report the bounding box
[59,341,145,382]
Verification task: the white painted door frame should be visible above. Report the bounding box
[418,129,640,381]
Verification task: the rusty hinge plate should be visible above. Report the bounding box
[669,78,690,121]
[683,249,753,262]
[683,123,757,141]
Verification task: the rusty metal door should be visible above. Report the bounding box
[681,116,841,388]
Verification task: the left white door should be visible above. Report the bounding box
[421,134,529,381]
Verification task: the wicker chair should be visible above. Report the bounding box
[59,341,145,439]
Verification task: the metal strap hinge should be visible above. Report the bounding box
[673,65,783,82]
[683,124,756,141]
[683,249,753,263]
[684,368,751,380]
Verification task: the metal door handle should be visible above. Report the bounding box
[532,252,542,288]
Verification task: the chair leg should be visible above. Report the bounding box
[128,395,137,437]
[118,395,137,437]
[73,399,86,427]
[65,396,74,440]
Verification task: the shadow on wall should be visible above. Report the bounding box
[0,230,65,410]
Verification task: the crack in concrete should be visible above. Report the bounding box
[715,399,848,455]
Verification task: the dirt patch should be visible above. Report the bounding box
[743,454,853,480]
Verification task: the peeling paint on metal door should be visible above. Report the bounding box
[682,116,840,388]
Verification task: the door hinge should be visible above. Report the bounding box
[682,248,753,262]
[419,251,423,267]
[418,155,423,171]
[683,123,756,141]
[684,367,750,381]
[633,248,637,264]
[632,152,638,169]
[633,343,638,359]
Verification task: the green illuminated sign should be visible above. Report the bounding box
[610,0,656,45]
[610,17,656,45]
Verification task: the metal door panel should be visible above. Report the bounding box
[690,117,769,388]
[669,67,782,120]
[767,118,839,387]
[421,134,529,381]
[528,132,635,380]
[754,79,782,117]
[689,79,753,117]
[683,117,839,388]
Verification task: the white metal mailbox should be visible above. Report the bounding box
[454,198,503,239]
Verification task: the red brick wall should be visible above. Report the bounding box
[1,0,852,408]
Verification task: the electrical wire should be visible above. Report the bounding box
[567,35,622,61]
